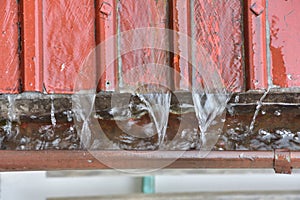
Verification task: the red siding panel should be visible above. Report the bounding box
[172,0,192,91]
[20,0,43,92]
[268,1,300,87]
[96,0,118,91]
[0,1,20,93]
[245,0,268,90]
[119,0,171,90]
[43,0,96,93]
[192,0,244,92]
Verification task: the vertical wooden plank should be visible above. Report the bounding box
[20,0,43,92]
[268,1,300,88]
[0,1,20,93]
[43,0,96,93]
[244,0,268,90]
[192,0,244,92]
[171,0,192,91]
[118,0,170,90]
[96,0,117,91]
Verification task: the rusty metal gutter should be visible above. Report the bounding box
[0,91,300,174]
[0,150,297,173]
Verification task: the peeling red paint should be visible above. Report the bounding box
[0,1,20,93]
[4,0,299,94]
[270,46,287,88]
[268,1,300,87]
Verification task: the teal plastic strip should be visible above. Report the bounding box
[142,176,155,194]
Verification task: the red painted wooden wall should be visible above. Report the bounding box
[1,0,297,94]
[0,1,20,93]
[245,0,300,89]
[268,1,300,88]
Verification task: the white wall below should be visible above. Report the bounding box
[1,170,300,200]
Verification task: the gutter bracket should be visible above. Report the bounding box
[274,149,292,174]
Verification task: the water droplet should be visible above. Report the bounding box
[274,110,281,116]
[60,63,66,72]
[65,110,73,122]
[227,105,235,116]
[234,95,240,103]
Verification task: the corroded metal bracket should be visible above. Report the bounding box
[274,149,292,174]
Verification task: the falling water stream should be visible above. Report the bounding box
[50,95,57,127]
[72,92,96,148]
[192,92,230,149]
[248,88,270,134]
[3,95,19,141]
[1,0,298,153]
[137,92,171,146]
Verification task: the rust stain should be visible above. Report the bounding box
[270,46,287,87]
[270,16,287,87]
[2,150,300,171]
[274,149,292,174]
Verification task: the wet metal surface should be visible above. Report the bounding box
[0,92,300,152]
[0,92,300,172]
[1,150,300,171]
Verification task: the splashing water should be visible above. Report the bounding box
[190,46,231,150]
[72,92,96,148]
[248,88,270,134]
[50,95,57,127]
[137,92,171,146]
[7,96,17,122]
[192,92,230,148]
[3,95,19,139]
